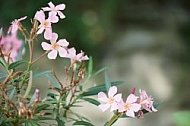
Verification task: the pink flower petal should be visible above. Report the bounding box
[57,39,69,47]
[50,33,58,44]
[37,27,44,34]
[58,47,67,57]
[131,103,141,112]
[126,110,135,117]
[48,13,59,23]
[110,102,118,112]
[48,1,55,8]
[108,86,117,97]
[47,50,57,59]
[57,11,65,19]
[114,93,122,102]
[44,28,52,40]
[34,10,45,24]
[126,94,138,104]
[98,103,110,112]
[41,42,52,50]
[98,92,108,102]
[55,4,65,10]
[42,7,51,11]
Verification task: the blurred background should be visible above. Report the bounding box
[1,0,190,125]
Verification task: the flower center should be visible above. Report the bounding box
[43,21,49,28]
[52,43,59,50]
[124,103,131,111]
[108,97,114,104]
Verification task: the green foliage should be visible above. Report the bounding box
[172,111,190,126]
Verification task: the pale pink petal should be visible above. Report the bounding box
[131,103,141,112]
[152,106,158,112]
[11,25,19,33]
[67,47,76,57]
[81,55,89,60]
[118,100,125,112]
[44,28,52,40]
[57,39,69,47]
[98,104,110,112]
[55,4,65,10]
[114,93,122,102]
[41,42,52,50]
[98,92,108,102]
[48,1,55,8]
[126,110,135,117]
[47,50,57,59]
[108,86,117,97]
[50,33,58,44]
[58,47,67,57]
[18,16,27,21]
[110,102,118,112]
[48,13,59,23]
[57,11,65,19]
[34,10,45,23]
[126,94,138,104]
[37,26,44,34]
[42,7,51,11]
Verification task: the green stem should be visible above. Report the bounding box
[105,113,122,126]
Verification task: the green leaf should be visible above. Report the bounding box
[28,120,39,126]
[8,60,27,70]
[104,71,111,92]
[9,87,16,99]
[80,81,124,97]
[46,73,61,90]
[0,57,6,68]
[172,111,190,126]
[33,70,51,78]
[34,104,50,114]
[16,41,25,61]
[47,92,59,100]
[81,97,100,106]
[73,121,94,126]
[87,56,93,78]
[56,117,65,126]
[92,65,113,77]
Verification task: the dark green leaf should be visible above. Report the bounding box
[28,120,39,126]
[34,104,50,114]
[56,117,65,126]
[47,92,59,100]
[73,121,94,126]
[9,87,16,99]
[104,71,111,91]
[81,97,100,106]
[8,60,27,70]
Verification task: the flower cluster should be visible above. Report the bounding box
[98,86,157,118]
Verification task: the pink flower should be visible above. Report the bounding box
[41,33,69,59]
[98,86,122,112]
[66,47,89,62]
[34,10,52,40]
[118,94,141,118]
[42,1,66,23]
[1,33,23,63]
[139,89,157,112]
[8,16,27,34]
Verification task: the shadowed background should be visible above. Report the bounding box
[0,0,190,125]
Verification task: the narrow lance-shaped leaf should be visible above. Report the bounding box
[46,73,61,90]
[104,71,111,92]
[73,121,95,126]
[8,60,27,70]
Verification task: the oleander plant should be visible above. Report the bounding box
[0,1,158,126]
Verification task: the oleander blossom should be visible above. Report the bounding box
[42,1,66,23]
[98,86,122,112]
[118,94,141,118]
[139,89,157,112]
[34,10,52,40]
[41,32,69,59]
[0,32,23,63]
[66,47,89,62]
[7,16,27,34]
